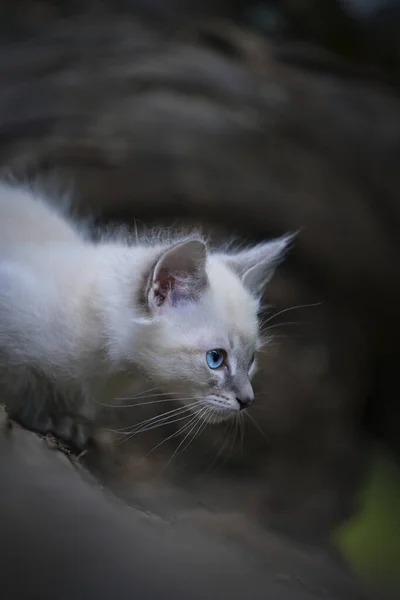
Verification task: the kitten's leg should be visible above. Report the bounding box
[13,407,92,452]
[5,376,93,452]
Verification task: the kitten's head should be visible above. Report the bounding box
[138,234,293,423]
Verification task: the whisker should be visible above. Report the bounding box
[110,398,206,432]
[118,394,208,409]
[238,413,245,456]
[128,409,196,436]
[262,321,304,338]
[114,385,164,400]
[216,418,239,472]
[175,407,212,457]
[206,421,234,473]
[261,302,323,327]
[264,321,304,331]
[92,387,173,409]
[113,403,198,435]
[96,390,189,409]
[144,409,205,457]
[257,338,291,350]
[96,397,179,409]
[115,391,175,401]
[116,411,195,445]
[163,407,209,470]
[245,412,269,443]
[118,397,215,441]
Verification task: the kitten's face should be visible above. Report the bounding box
[141,235,292,423]
[147,268,260,422]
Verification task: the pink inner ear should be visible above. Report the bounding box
[152,270,196,308]
[152,269,175,306]
[149,240,208,310]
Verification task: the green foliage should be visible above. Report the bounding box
[335,447,400,590]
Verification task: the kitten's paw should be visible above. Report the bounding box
[10,408,91,453]
[50,415,91,452]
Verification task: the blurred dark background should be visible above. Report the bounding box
[0,1,399,599]
[1,1,399,82]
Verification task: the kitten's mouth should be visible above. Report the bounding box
[200,395,239,424]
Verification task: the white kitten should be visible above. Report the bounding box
[0,182,292,449]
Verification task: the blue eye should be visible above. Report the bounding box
[206,349,226,369]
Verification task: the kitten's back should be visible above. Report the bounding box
[0,183,79,254]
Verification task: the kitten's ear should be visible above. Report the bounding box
[148,240,208,311]
[225,234,294,298]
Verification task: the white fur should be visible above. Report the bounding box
[0,181,291,428]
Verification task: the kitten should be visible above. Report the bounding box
[0,182,292,450]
